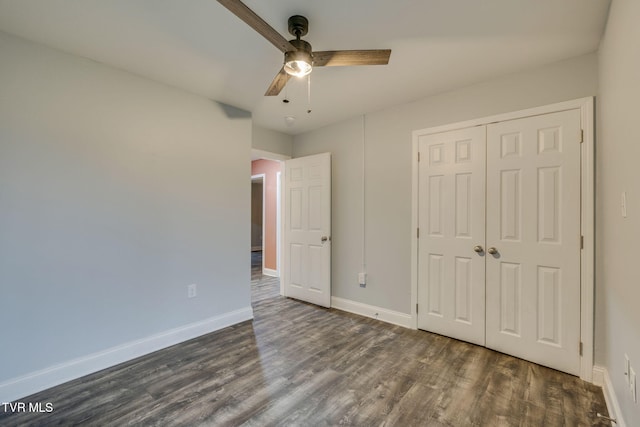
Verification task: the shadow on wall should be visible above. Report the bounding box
[214,101,252,119]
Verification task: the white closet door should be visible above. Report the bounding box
[485,109,582,375]
[418,126,486,346]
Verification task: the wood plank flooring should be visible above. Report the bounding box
[0,253,608,426]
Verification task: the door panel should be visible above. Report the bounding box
[283,153,331,307]
[499,262,521,335]
[500,169,521,241]
[454,256,472,322]
[485,109,581,375]
[418,127,486,346]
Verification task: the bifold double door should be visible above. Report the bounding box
[417,109,582,375]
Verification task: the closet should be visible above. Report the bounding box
[416,107,583,376]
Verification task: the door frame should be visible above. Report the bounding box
[276,171,282,278]
[410,97,595,381]
[250,149,291,294]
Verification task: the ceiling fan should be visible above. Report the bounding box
[217,0,392,96]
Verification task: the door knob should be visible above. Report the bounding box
[321,236,330,243]
[473,245,484,253]
[487,247,498,255]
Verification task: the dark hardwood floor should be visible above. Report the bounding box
[1,252,608,426]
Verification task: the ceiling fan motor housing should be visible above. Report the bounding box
[284,39,313,76]
[288,15,309,38]
[286,39,312,58]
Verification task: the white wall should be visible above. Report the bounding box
[291,118,366,303]
[252,125,293,157]
[597,0,640,423]
[294,53,598,314]
[0,32,252,397]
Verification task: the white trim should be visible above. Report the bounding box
[263,268,278,277]
[579,97,595,382]
[361,115,367,274]
[593,365,628,427]
[592,365,605,387]
[0,307,253,403]
[410,138,419,329]
[276,171,282,278]
[411,97,595,381]
[279,166,286,296]
[251,148,291,162]
[412,97,594,137]
[331,296,412,329]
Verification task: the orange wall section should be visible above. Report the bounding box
[251,159,283,271]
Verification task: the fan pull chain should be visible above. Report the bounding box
[307,74,312,114]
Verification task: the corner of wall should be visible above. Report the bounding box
[593,365,629,427]
[252,125,293,157]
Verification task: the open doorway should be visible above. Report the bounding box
[250,174,265,275]
[251,160,282,277]
[251,149,288,304]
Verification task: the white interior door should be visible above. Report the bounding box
[417,127,486,346]
[283,153,331,307]
[485,109,582,375]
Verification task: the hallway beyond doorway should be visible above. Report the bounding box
[251,251,279,304]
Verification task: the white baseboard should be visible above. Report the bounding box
[592,365,605,387]
[331,296,412,329]
[263,268,278,277]
[0,306,253,404]
[593,365,627,427]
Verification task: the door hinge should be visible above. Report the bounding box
[579,129,584,143]
[417,152,421,162]
[580,235,584,249]
[417,228,420,238]
[579,341,583,356]
[416,303,419,314]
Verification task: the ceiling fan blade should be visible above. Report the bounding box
[217,0,297,53]
[313,50,391,67]
[265,67,292,96]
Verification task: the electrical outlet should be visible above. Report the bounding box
[631,367,637,403]
[358,272,367,288]
[625,354,631,385]
[188,284,197,298]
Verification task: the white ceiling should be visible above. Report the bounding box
[0,0,611,135]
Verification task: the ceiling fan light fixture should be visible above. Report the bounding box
[284,58,312,77]
[284,39,313,77]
